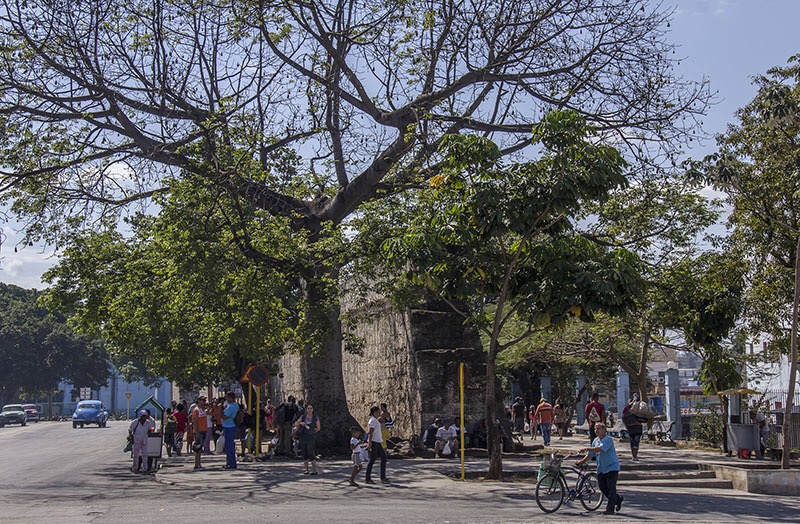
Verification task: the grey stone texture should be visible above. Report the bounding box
[274,295,486,440]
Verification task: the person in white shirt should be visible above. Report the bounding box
[435,419,459,458]
[129,410,154,473]
[365,406,389,484]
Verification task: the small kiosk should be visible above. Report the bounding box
[133,396,165,470]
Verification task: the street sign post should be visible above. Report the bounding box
[125,392,131,418]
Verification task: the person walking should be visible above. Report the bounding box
[348,426,366,487]
[622,394,644,461]
[295,404,321,474]
[585,392,606,444]
[221,392,239,469]
[576,422,623,515]
[365,406,389,484]
[553,399,567,440]
[129,410,154,473]
[533,398,554,446]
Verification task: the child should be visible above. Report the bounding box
[349,426,366,487]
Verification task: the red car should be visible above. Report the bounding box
[22,404,40,423]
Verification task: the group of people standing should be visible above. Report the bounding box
[511,396,569,445]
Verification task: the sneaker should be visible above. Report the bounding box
[349,480,360,487]
[435,454,441,459]
[310,472,318,475]
[365,479,376,485]
[616,495,624,512]
[380,478,390,484]
[602,510,615,515]
[193,466,205,471]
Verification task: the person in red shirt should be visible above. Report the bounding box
[585,393,606,444]
[533,398,555,445]
[172,403,188,456]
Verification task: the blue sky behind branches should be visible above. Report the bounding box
[1,0,799,290]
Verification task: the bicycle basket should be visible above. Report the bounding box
[543,455,563,476]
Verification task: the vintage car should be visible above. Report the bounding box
[21,404,40,423]
[71,400,109,428]
[0,404,28,427]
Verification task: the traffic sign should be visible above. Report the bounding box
[125,392,132,399]
[80,387,91,400]
[248,365,270,386]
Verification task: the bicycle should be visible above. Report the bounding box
[534,452,604,513]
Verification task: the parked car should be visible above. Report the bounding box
[21,404,40,423]
[72,401,109,428]
[0,404,28,427]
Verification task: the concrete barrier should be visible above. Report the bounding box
[702,464,800,496]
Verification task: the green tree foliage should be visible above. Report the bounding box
[382,111,644,478]
[41,179,307,387]
[0,283,108,405]
[692,55,800,467]
[0,1,710,442]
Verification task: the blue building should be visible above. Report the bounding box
[60,370,173,419]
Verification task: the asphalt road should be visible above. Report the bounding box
[1,421,799,523]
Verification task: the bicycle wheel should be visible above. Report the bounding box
[535,473,566,513]
[578,472,604,512]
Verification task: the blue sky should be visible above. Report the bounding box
[1,0,799,290]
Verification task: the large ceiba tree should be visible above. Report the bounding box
[0,0,708,445]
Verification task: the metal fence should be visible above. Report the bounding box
[678,389,800,450]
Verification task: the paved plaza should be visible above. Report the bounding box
[1,421,798,523]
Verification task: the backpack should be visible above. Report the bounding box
[588,406,601,423]
[235,407,245,426]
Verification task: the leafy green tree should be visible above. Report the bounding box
[382,111,644,478]
[41,179,303,389]
[0,1,709,440]
[0,283,108,405]
[692,55,800,467]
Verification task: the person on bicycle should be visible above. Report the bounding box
[576,422,623,515]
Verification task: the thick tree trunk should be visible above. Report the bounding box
[294,271,358,453]
[782,234,800,469]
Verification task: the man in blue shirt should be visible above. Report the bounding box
[222,392,240,470]
[577,422,623,515]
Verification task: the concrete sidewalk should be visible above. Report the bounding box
[151,435,800,523]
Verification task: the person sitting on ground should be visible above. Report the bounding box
[422,417,441,449]
[434,419,459,458]
[468,418,488,448]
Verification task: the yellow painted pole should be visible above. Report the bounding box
[247,383,253,454]
[256,386,261,455]
[460,362,466,481]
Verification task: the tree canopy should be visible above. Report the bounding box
[380,110,644,477]
[0,283,109,405]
